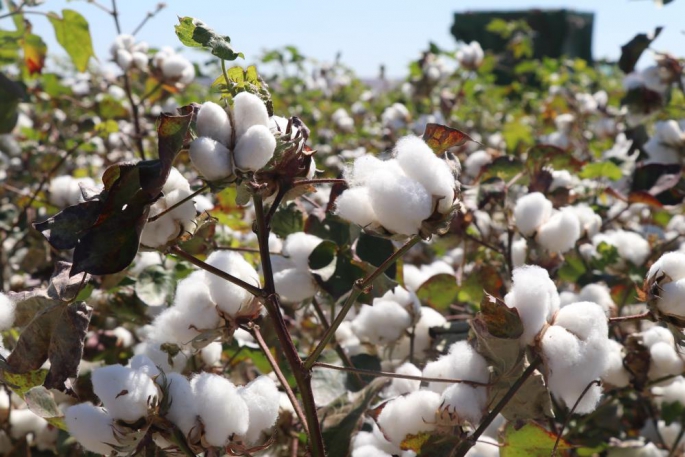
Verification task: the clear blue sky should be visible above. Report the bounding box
[4,0,685,77]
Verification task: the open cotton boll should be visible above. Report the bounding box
[511,237,527,268]
[116,49,133,69]
[571,204,602,237]
[602,340,631,388]
[578,283,615,317]
[647,251,685,283]
[596,230,650,266]
[536,208,581,253]
[352,423,403,456]
[163,189,197,222]
[505,266,560,345]
[191,372,249,446]
[129,354,159,377]
[351,300,412,345]
[655,120,685,146]
[410,307,447,358]
[653,376,685,407]
[9,409,48,440]
[163,167,191,194]
[164,373,199,438]
[204,251,260,317]
[377,390,441,446]
[641,326,675,348]
[464,150,492,178]
[385,363,422,397]
[200,342,223,366]
[274,268,317,303]
[189,137,233,181]
[344,154,387,186]
[140,217,178,248]
[161,54,194,84]
[424,341,490,393]
[234,124,276,171]
[0,293,15,330]
[65,403,116,455]
[655,279,685,318]
[134,341,186,373]
[172,272,220,334]
[352,445,394,457]
[440,383,488,425]
[237,376,280,444]
[648,342,684,379]
[553,301,608,342]
[382,286,421,318]
[196,102,231,145]
[92,364,158,422]
[368,170,433,236]
[283,232,324,270]
[150,308,201,345]
[513,192,553,237]
[335,186,379,228]
[233,92,269,139]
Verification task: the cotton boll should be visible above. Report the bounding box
[189,136,233,182]
[65,403,116,455]
[238,376,280,444]
[641,326,675,349]
[164,373,199,438]
[571,204,602,237]
[536,208,581,253]
[344,154,387,186]
[647,251,685,283]
[234,124,276,171]
[196,102,231,145]
[385,363,422,397]
[204,251,260,317]
[440,383,488,425]
[163,167,191,194]
[163,189,197,223]
[655,120,685,147]
[578,284,615,317]
[600,230,650,266]
[92,364,158,422]
[335,186,379,228]
[134,341,186,373]
[191,372,249,446]
[424,341,490,393]
[368,170,433,236]
[129,354,160,377]
[140,217,178,248]
[116,49,133,69]
[511,238,527,268]
[171,273,220,335]
[648,342,684,379]
[382,286,421,318]
[9,409,48,440]
[378,390,441,446]
[0,293,15,330]
[200,342,222,366]
[283,232,324,270]
[352,445,394,457]
[656,279,685,318]
[514,192,553,237]
[161,55,193,81]
[411,307,447,358]
[505,265,560,345]
[464,150,492,178]
[351,300,412,344]
[553,301,608,342]
[602,340,631,388]
[653,376,685,407]
[233,92,269,139]
[274,268,317,303]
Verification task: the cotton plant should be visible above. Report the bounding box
[110,34,149,71]
[513,192,581,253]
[456,41,484,70]
[151,46,195,86]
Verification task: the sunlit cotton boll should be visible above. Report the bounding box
[648,342,684,379]
[536,208,581,253]
[161,54,195,85]
[189,137,233,181]
[191,372,249,446]
[234,124,276,171]
[233,92,270,139]
[384,363,422,397]
[237,376,280,444]
[513,192,553,237]
[164,373,199,438]
[334,186,378,229]
[273,268,317,303]
[377,390,441,447]
[204,251,260,318]
[91,364,158,422]
[351,300,412,345]
[423,341,490,394]
[0,293,15,330]
[504,265,560,345]
[65,403,116,455]
[440,383,488,426]
[48,176,95,208]
[196,101,231,145]
[602,339,631,388]
[282,232,324,270]
[647,251,685,283]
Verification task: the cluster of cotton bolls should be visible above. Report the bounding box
[350,286,420,345]
[335,135,458,237]
[65,355,279,453]
[513,192,581,253]
[331,107,354,132]
[544,113,575,150]
[110,34,149,71]
[456,41,484,70]
[47,175,96,208]
[584,229,651,267]
[643,119,685,164]
[151,46,195,85]
[140,167,198,248]
[380,102,410,130]
[189,93,276,181]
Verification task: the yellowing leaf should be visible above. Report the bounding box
[400,432,432,452]
[22,33,46,75]
[500,422,571,457]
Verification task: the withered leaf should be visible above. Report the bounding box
[480,292,524,339]
[423,123,477,153]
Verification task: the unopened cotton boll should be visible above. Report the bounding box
[334,186,378,228]
[505,265,560,345]
[238,376,280,444]
[234,124,276,171]
[351,300,412,345]
[378,390,441,446]
[191,372,249,446]
[385,363,422,397]
[196,101,231,145]
[514,192,553,237]
[536,208,581,253]
[233,92,269,139]
[368,170,433,236]
[164,373,199,438]
[274,268,317,303]
[205,251,260,317]
[0,293,15,330]
[189,137,233,182]
[65,403,116,455]
[91,364,158,422]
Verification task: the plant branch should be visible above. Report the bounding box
[250,324,309,434]
[304,235,422,370]
[292,178,347,188]
[131,2,165,36]
[147,185,208,222]
[609,311,653,324]
[169,246,265,297]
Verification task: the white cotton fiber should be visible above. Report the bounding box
[536,208,581,253]
[171,272,220,335]
[652,376,685,407]
[274,268,317,303]
[283,232,324,270]
[411,307,448,358]
[129,354,159,377]
[161,55,194,84]
[149,308,198,345]
[234,124,276,171]
[351,300,412,344]
[352,445,394,457]
[505,265,560,345]
[233,92,269,140]
[201,342,223,366]
[334,186,378,228]
[163,188,197,223]
[464,150,492,178]
[511,238,527,268]
[164,373,199,438]
[424,341,490,393]
[133,341,186,373]
[65,403,116,455]
[656,279,685,318]
[571,204,602,237]
[513,192,553,237]
[9,409,48,440]
[0,293,15,331]
[92,364,159,422]
[377,390,441,446]
[196,101,231,145]
[368,170,433,236]
[441,383,488,425]
[642,326,675,348]
[164,167,191,194]
[140,217,178,248]
[578,283,615,317]
[116,49,133,69]
[344,154,388,186]
[189,137,233,181]
[602,339,630,388]
[596,230,650,266]
[385,363,422,397]
[553,301,608,342]
[649,342,684,379]
[238,376,280,444]
[382,286,421,317]
[191,372,249,446]
[204,251,260,317]
[464,436,500,457]
[648,251,685,282]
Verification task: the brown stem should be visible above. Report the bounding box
[292,178,347,188]
[250,324,309,434]
[169,246,265,297]
[131,3,165,36]
[215,246,281,255]
[608,311,652,324]
[147,185,208,222]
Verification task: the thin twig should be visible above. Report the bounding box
[608,311,652,324]
[148,185,208,222]
[251,324,309,434]
[131,3,165,36]
[551,380,601,456]
[215,246,281,255]
[292,178,347,188]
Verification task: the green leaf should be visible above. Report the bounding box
[480,155,524,181]
[175,16,243,61]
[0,72,24,133]
[416,273,459,311]
[580,162,623,181]
[500,422,571,456]
[356,232,395,279]
[48,9,94,72]
[135,265,175,306]
[271,203,304,238]
[618,27,663,74]
[308,240,337,270]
